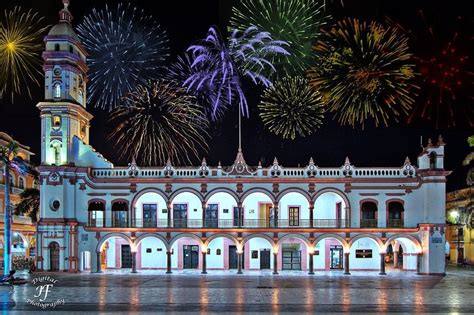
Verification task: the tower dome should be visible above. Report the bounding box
[47,0,78,40]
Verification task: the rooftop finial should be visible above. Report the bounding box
[59,0,73,24]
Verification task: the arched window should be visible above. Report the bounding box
[360,201,378,228]
[387,201,404,227]
[78,89,83,104]
[69,45,73,54]
[50,141,61,165]
[88,201,105,227]
[112,201,128,227]
[429,152,437,169]
[18,177,25,190]
[54,43,60,51]
[53,83,61,99]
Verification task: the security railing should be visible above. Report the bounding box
[360,219,378,228]
[387,219,404,228]
[85,218,351,229]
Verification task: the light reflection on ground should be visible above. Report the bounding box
[1,267,474,313]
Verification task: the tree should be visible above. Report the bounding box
[0,141,32,275]
[464,135,474,187]
[14,188,40,223]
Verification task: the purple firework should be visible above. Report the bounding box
[185,26,289,118]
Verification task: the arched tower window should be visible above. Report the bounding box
[78,89,83,104]
[53,83,61,99]
[429,152,437,169]
[18,177,25,190]
[69,45,73,54]
[50,141,62,166]
[54,44,60,51]
[360,201,378,228]
[387,201,404,227]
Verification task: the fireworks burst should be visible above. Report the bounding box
[0,7,48,101]
[108,80,209,166]
[389,12,473,128]
[185,26,289,118]
[307,18,417,128]
[77,3,169,111]
[230,0,329,76]
[258,76,325,140]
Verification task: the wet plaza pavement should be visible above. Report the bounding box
[2,267,474,314]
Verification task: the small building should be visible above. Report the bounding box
[0,132,37,265]
[446,187,474,265]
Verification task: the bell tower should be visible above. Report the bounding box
[37,0,92,166]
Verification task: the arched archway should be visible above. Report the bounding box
[313,235,348,271]
[205,192,239,228]
[169,233,203,270]
[170,191,203,228]
[313,189,350,228]
[277,234,311,272]
[242,191,275,228]
[96,233,134,270]
[277,192,310,227]
[204,234,239,271]
[349,235,383,271]
[242,234,275,271]
[48,241,60,271]
[135,234,169,270]
[384,235,421,272]
[132,191,168,228]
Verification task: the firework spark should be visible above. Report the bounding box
[258,76,325,140]
[230,0,329,76]
[185,26,289,118]
[0,7,48,101]
[388,12,474,128]
[307,18,417,128]
[77,3,169,111]
[108,80,209,166]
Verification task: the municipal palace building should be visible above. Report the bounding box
[36,3,449,276]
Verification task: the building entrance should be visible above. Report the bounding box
[183,245,199,269]
[121,245,132,268]
[330,245,343,269]
[282,244,301,270]
[260,249,271,269]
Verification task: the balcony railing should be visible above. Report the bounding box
[360,219,378,228]
[387,219,404,228]
[86,219,350,229]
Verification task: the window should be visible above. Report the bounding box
[18,177,25,189]
[142,204,157,228]
[173,204,187,228]
[216,249,221,255]
[430,152,437,169]
[51,142,61,165]
[53,83,61,99]
[54,44,60,51]
[88,201,105,227]
[387,201,404,227]
[289,206,300,226]
[78,89,83,104]
[52,115,61,130]
[69,45,73,54]
[205,204,218,227]
[360,201,377,228]
[112,201,128,227]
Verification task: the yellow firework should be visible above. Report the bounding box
[0,7,49,101]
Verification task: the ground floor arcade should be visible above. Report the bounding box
[74,232,422,275]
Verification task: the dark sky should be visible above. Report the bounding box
[0,0,472,192]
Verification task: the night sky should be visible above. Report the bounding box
[0,0,472,192]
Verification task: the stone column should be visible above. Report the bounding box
[167,203,172,228]
[416,253,422,275]
[96,251,102,273]
[131,251,137,273]
[201,251,207,274]
[344,252,350,275]
[393,251,399,268]
[166,250,172,274]
[237,252,243,274]
[379,253,386,275]
[273,252,278,275]
[308,253,314,275]
[238,202,243,228]
[309,204,314,228]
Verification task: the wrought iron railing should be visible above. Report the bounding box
[86,218,352,229]
[360,219,378,228]
[387,219,404,228]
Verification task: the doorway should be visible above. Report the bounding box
[229,245,245,269]
[205,204,218,228]
[282,244,301,270]
[330,245,343,269]
[259,203,273,227]
[183,245,199,269]
[173,204,188,228]
[121,245,132,268]
[260,249,271,269]
[49,242,60,271]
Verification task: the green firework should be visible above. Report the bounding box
[258,76,325,140]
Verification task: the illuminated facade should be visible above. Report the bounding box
[0,132,37,263]
[36,2,449,275]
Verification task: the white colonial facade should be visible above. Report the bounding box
[36,3,449,276]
